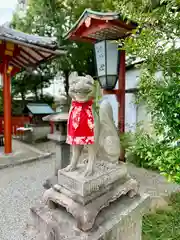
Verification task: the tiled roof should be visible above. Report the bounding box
[26,103,54,115]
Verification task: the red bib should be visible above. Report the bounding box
[66,100,95,145]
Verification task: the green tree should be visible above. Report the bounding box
[114,0,180,141]
[11,0,114,97]
[111,0,180,183]
[11,63,54,104]
[11,72,29,104]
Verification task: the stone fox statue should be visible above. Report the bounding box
[65,72,121,176]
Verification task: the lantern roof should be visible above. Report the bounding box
[24,103,54,115]
[0,24,67,75]
[43,112,69,122]
[64,9,138,42]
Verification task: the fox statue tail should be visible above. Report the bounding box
[97,100,121,162]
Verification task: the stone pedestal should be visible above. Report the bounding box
[43,161,139,231]
[30,160,150,240]
[30,194,149,240]
[48,134,70,176]
[42,115,70,189]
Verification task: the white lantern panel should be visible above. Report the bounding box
[106,41,119,76]
[99,76,106,88]
[99,76,117,90]
[106,76,117,89]
[94,41,106,77]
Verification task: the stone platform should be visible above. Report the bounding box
[0,139,51,169]
[57,161,128,203]
[43,161,139,231]
[30,194,150,240]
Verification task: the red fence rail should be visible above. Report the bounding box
[0,116,30,135]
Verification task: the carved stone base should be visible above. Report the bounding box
[30,194,150,240]
[43,177,138,231]
[43,161,139,231]
[57,161,128,205]
[43,176,58,189]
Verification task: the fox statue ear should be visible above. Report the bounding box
[85,75,94,84]
[69,72,78,84]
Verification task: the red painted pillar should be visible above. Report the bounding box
[50,121,54,134]
[0,119,2,134]
[3,58,12,154]
[118,50,126,161]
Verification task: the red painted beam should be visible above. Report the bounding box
[3,58,12,154]
[118,50,126,161]
[81,22,115,38]
[118,50,126,134]
[69,35,96,43]
[11,67,21,77]
[0,64,3,74]
[103,89,120,95]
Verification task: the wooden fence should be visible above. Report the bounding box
[0,116,30,135]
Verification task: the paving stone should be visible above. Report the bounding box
[0,140,52,169]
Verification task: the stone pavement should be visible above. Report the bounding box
[0,139,52,169]
[127,163,180,210]
[31,140,56,154]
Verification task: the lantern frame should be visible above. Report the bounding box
[94,40,120,90]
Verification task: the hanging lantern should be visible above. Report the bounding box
[94,40,120,90]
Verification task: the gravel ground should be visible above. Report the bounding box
[0,156,55,240]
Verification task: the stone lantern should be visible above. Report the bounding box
[42,88,70,189]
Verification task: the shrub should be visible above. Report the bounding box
[125,129,180,183]
[156,147,180,183]
[126,129,162,170]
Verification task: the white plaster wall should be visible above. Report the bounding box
[101,68,139,131]
[101,93,137,132]
[101,67,161,132]
[101,94,118,127]
[137,101,153,134]
[125,93,137,132]
[125,68,140,90]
